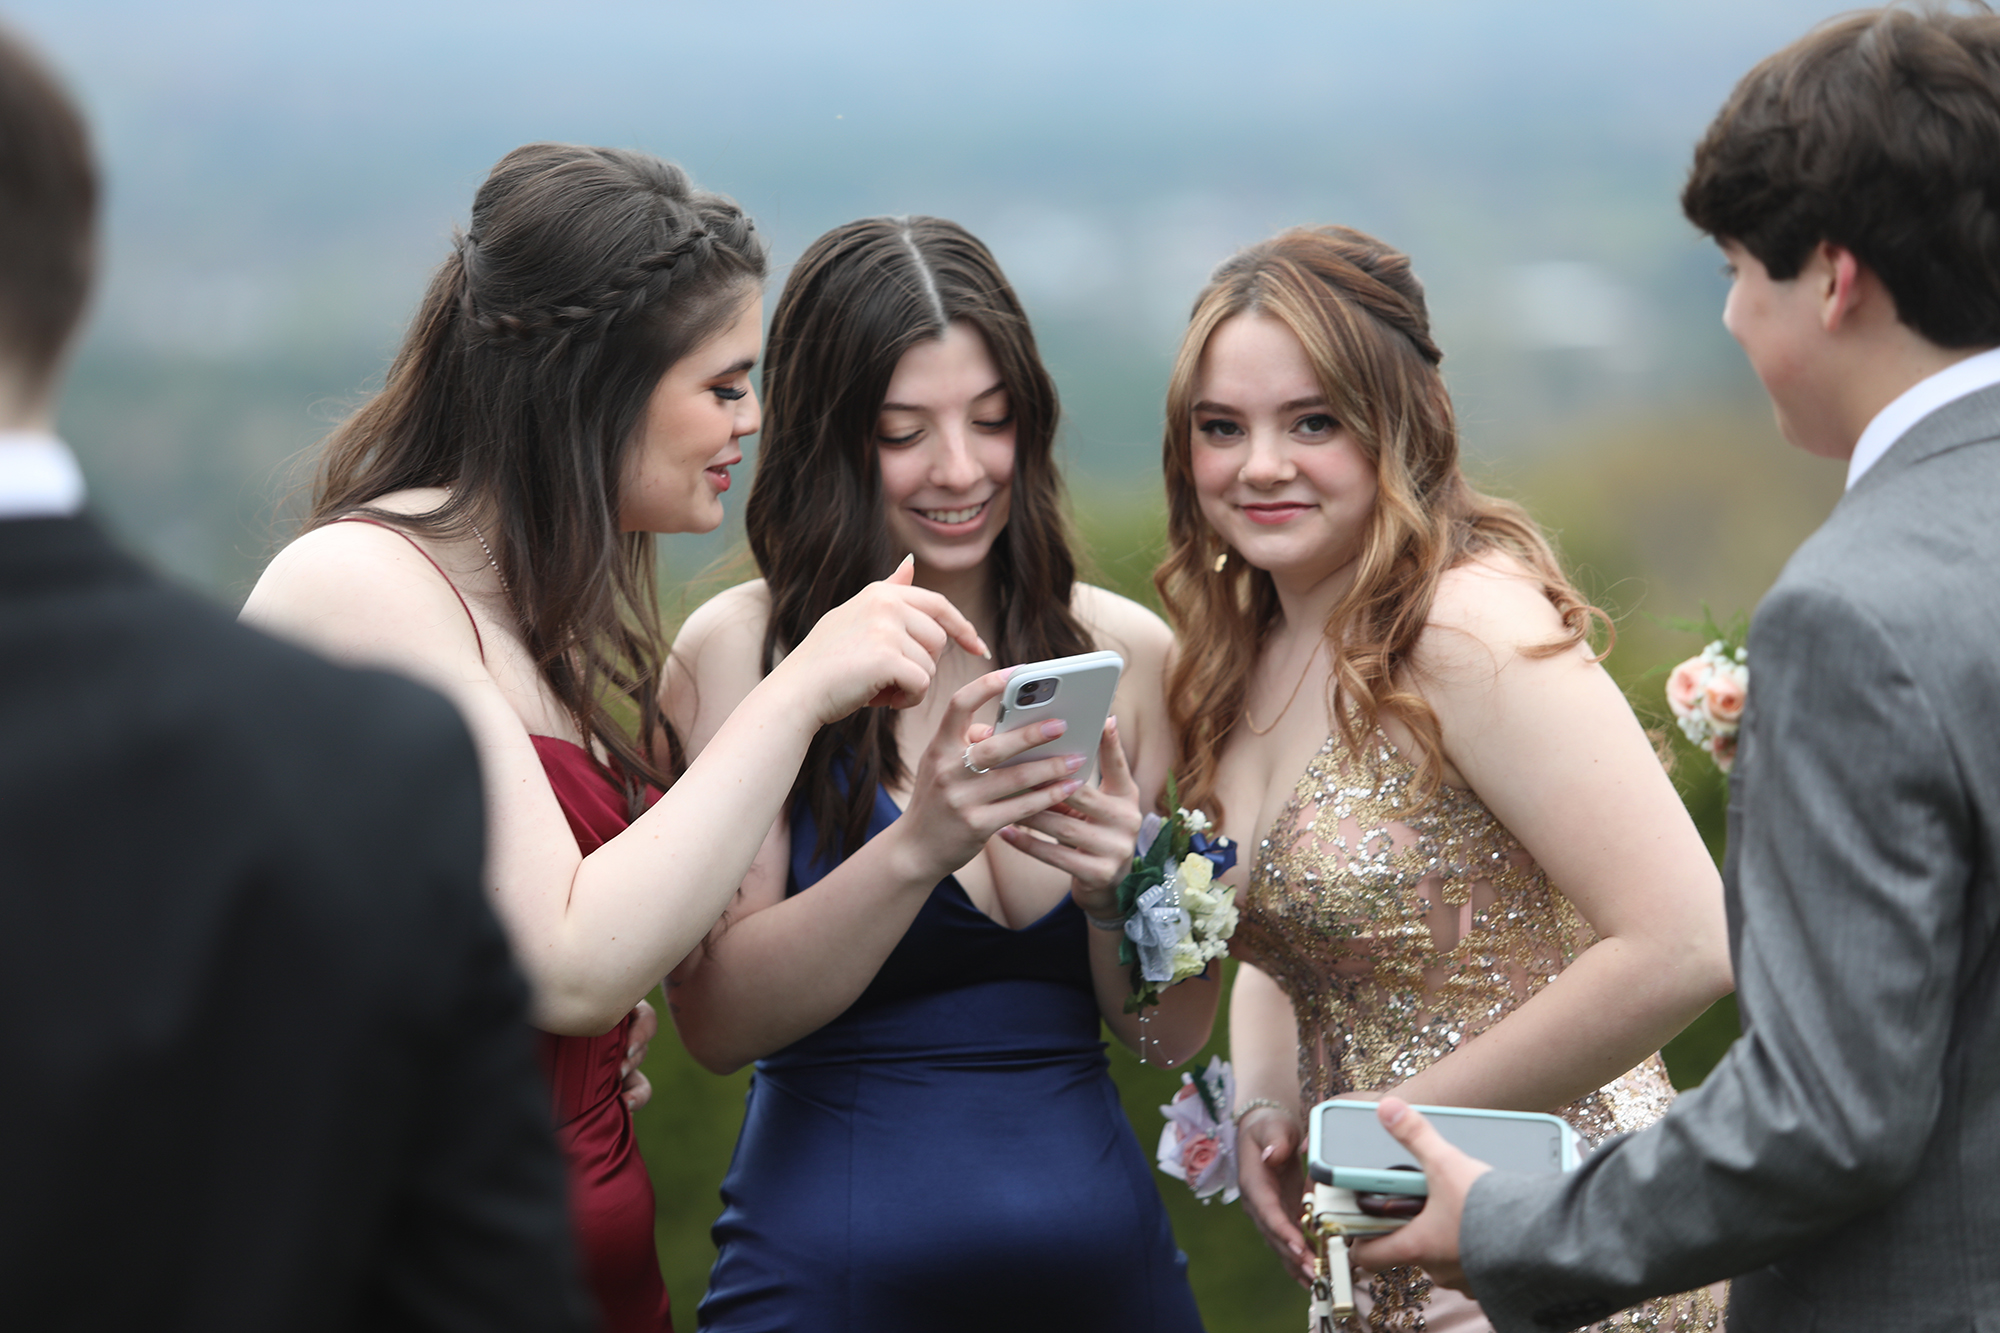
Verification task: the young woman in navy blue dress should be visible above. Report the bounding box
[666,217,1213,1332]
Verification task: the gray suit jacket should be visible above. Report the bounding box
[1460,384,2000,1331]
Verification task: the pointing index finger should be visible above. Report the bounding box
[907,586,989,660]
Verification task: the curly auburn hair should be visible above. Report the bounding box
[1155,226,1607,821]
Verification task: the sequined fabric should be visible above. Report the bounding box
[1238,731,1724,1332]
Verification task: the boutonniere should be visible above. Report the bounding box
[1113,779,1238,1012]
[1663,608,1749,773]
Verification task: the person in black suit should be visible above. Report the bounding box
[0,26,594,1332]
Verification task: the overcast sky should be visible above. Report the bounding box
[7,0,1872,583]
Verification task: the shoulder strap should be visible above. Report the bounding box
[327,515,485,661]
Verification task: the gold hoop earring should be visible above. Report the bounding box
[1213,551,1229,573]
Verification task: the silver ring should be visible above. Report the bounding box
[962,745,991,775]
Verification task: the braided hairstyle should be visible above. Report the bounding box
[309,143,766,808]
[1155,226,1606,819]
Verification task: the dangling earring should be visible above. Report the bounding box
[1213,550,1229,573]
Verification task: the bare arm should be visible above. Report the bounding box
[1384,560,1733,1113]
[1229,961,1314,1285]
[244,529,983,1035]
[664,587,1083,1072]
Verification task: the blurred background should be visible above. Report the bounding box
[16,1,1860,1326]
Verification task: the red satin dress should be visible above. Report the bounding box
[326,518,673,1329]
[533,735,673,1332]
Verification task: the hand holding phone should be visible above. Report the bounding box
[1308,1098,1582,1196]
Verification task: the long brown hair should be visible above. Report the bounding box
[307,143,765,810]
[746,216,1091,858]
[1156,226,1607,819]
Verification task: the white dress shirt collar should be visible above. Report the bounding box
[0,431,85,519]
[1847,345,2000,489]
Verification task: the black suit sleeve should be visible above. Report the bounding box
[349,696,597,1333]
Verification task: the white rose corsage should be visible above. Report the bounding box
[1113,787,1238,1012]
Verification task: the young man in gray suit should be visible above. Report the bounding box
[1354,6,2000,1329]
[0,26,594,1330]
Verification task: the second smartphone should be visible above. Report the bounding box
[1307,1098,1584,1196]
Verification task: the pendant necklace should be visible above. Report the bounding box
[1244,639,1323,737]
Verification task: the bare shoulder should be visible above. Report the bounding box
[1416,551,1582,681]
[665,580,773,749]
[671,579,773,673]
[1071,582,1172,665]
[1072,583,1174,800]
[243,517,485,676]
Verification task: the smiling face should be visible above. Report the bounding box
[618,286,764,534]
[875,319,1016,577]
[1188,311,1379,594]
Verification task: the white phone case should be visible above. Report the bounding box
[991,650,1125,788]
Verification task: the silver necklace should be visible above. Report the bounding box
[466,517,509,596]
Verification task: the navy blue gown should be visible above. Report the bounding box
[698,781,1205,1332]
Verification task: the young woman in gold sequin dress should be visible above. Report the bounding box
[1154,227,1734,1331]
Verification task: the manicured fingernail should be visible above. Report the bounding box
[1041,718,1067,739]
[1064,753,1085,772]
[977,637,992,659]
[1262,1145,1277,1162]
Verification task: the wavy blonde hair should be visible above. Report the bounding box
[1156,226,1608,821]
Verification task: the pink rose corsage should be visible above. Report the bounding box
[1156,1055,1239,1204]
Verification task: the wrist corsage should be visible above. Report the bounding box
[1113,785,1237,1012]
[1156,1055,1240,1204]
[1663,609,1749,774]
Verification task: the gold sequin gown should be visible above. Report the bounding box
[1235,729,1724,1332]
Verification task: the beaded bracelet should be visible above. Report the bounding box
[1234,1097,1297,1125]
[1084,909,1127,932]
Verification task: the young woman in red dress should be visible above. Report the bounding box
[241,145,982,1331]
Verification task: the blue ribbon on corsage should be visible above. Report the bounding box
[1190,830,1237,878]
[1125,880,1190,983]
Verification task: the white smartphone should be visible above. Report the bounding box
[991,650,1124,788]
[1307,1099,1584,1196]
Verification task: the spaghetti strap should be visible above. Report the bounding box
[329,515,486,661]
